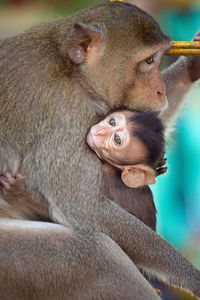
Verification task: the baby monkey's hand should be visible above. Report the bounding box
[155,154,168,177]
[0,172,27,202]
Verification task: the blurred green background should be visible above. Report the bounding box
[0,1,200,298]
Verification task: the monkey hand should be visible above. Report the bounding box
[186,31,200,82]
[0,172,27,202]
[155,154,168,177]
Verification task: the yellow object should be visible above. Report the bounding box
[174,287,199,300]
[154,289,162,296]
[166,41,200,56]
[110,0,125,2]
[154,287,198,299]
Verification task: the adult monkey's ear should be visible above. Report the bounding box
[66,23,104,64]
[121,164,156,188]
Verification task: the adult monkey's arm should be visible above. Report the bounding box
[161,32,200,128]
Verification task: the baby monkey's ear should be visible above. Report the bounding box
[121,164,156,188]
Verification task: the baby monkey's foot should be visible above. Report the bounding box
[0,172,26,201]
[155,154,168,177]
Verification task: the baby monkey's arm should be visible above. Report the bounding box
[0,172,50,221]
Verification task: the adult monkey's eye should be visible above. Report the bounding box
[114,134,121,145]
[145,55,154,64]
[109,118,116,126]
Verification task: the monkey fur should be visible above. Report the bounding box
[0,2,200,299]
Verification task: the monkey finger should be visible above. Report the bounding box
[16,173,24,180]
[156,158,167,168]
[4,172,16,185]
[0,176,9,186]
[156,167,168,175]
[15,173,26,187]
[15,173,27,189]
[186,32,200,81]
[0,175,8,182]
[156,167,168,177]
[0,182,3,194]
[161,152,166,158]
[0,178,11,189]
[0,177,11,194]
[158,158,167,165]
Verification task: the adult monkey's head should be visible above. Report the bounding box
[64,1,170,112]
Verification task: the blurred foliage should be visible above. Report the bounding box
[0,0,104,15]
[0,0,104,37]
[37,0,104,19]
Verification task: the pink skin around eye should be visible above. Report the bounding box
[87,113,127,149]
[87,125,127,164]
[87,112,132,162]
[87,112,150,166]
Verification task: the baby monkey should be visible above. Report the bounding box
[87,109,167,230]
[0,110,166,230]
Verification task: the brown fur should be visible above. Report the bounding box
[103,164,156,231]
[0,2,200,299]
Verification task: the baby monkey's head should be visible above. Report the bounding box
[87,109,165,188]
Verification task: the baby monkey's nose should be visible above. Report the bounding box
[94,127,110,137]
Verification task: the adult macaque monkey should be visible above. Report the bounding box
[0,2,200,300]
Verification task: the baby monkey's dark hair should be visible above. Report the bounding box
[129,112,165,168]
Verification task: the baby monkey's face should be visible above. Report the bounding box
[87,111,147,166]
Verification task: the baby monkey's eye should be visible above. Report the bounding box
[145,55,154,64]
[109,118,116,126]
[114,134,121,145]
